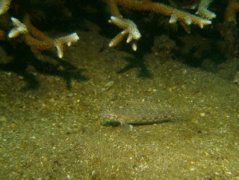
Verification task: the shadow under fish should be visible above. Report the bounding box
[102,118,174,127]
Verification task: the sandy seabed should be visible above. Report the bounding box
[0,24,239,179]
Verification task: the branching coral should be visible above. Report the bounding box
[8,17,28,38]
[196,0,216,19]
[0,14,79,59]
[4,15,78,59]
[0,0,11,40]
[108,16,141,51]
[224,0,239,23]
[0,0,11,15]
[107,0,212,50]
[21,15,79,58]
[114,0,212,27]
[0,30,5,40]
[1,0,239,61]
[0,0,79,59]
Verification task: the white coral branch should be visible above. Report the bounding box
[108,16,141,51]
[54,32,79,59]
[8,17,28,38]
[196,0,216,19]
[0,0,11,15]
